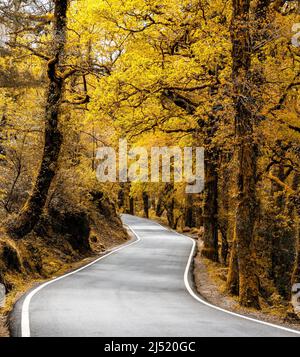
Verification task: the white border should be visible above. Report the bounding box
[153,221,300,336]
[19,217,300,337]
[20,228,140,337]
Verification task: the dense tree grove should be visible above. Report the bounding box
[0,0,300,315]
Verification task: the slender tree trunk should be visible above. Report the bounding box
[219,155,232,266]
[156,183,173,218]
[151,196,156,210]
[0,114,6,158]
[231,0,260,309]
[142,192,149,218]
[129,197,135,215]
[156,193,165,217]
[185,193,195,228]
[166,197,175,229]
[292,174,300,285]
[164,182,175,229]
[8,1,69,238]
[195,195,203,228]
[118,184,125,210]
[220,230,229,266]
[201,149,219,262]
[227,237,239,295]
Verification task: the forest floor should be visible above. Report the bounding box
[194,251,300,332]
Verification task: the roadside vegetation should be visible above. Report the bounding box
[0,0,300,335]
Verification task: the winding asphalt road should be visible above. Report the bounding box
[10,215,300,337]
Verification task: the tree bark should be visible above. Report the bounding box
[8,1,69,238]
[227,237,239,295]
[219,154,232,266]
[129,196,135,215]
[201,148,219,262]
[0,114,6,158]
[184,193,195,228]
[155,193,165,217]
[142,191,149,218]
[231,0,260,309]
[292,174,300,286]
[163,182,175,229]
[166,197,175,229]
[118,184,125,210]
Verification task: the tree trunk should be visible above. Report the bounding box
[201,150,219,262]
[118,184,125,210]
[166,197,175,229]
[155,193,165,217]
[185,193,195,228]
[156,183,173,218]
[227,237,239,295]
[163,183,175,229]
[231,0,260,309]
[129,196,135,215]
[0,114,6,158]
[8,0,69,238]
[142,192,149,218]
[219,154,232,266]
[292,174,300,285]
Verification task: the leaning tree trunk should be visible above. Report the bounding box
[231,0,260,309]
[8,0,68,238]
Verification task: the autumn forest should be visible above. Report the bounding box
[0,0,300,338]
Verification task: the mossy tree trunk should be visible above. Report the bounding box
[8,0,69,238]
[231,0,260,309]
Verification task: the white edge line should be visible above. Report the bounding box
[150,220,300,337]
[20,216,300,337]
[20,225,141,338]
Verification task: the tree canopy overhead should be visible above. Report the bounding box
[0,0,300,315]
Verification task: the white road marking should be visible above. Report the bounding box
[20,217,300,337]
[153,222,300,336]
[21,228,140,337]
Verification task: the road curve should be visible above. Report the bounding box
[10,215,300,337]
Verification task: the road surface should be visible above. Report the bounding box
[10,215,300,337]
